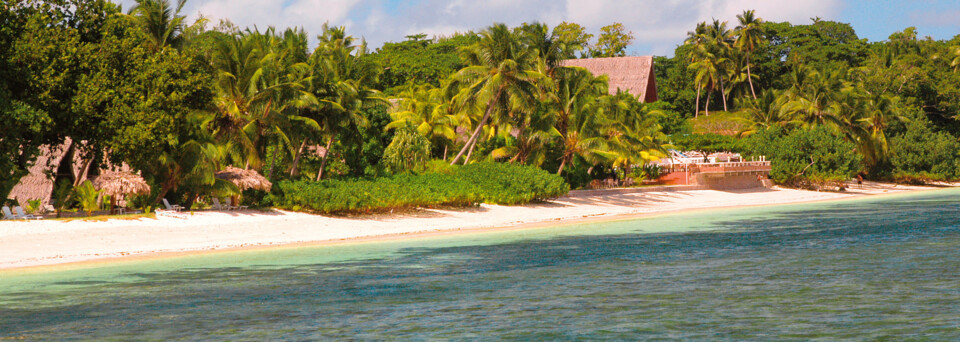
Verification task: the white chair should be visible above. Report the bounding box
[2,206,17,220]
[211,198,235,210]
[162,198,183,212]
[13,206,42,220]
[225,198,248,210]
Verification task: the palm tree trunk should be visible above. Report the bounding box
[450,90,501,165]
[705,90,712,116]
[464,137,479,164]
[289,140,308,177]
[556,158,567,175]
[720,78,728,112]
[746,53,757,99]
[442,144,448,161]
[694,82,702,118]
[268,143,279,179]
[316,137,334,181]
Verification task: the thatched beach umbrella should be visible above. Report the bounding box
[92,170,151,197]
[215,166,272,191]
[92,170,150,212]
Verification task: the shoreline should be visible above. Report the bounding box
[0,182,952,273]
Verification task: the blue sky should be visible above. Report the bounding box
[114,0,960,56]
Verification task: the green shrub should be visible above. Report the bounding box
[749,127,862,188]
[269,162,569,214]
[889,119,960,182]
[73,180,101,216]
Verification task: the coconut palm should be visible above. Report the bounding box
[387,85,459,160]
[206,28,309,170]
[310,24,386,180]
[602,91,669,175]
[447,23,546,165]
[127,0,188,50]
[736,90,789,136]
[735,10,764,99]
[688,51,727,116]
[684,21,709,117]
[550,66,609,174]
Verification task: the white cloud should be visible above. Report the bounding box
[112,0,841,56]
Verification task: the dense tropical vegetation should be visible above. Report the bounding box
[3,0,960,214]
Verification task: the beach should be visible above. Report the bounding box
[0,182,946,270]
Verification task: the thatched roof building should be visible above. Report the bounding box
[7,139,84,206]
[92,171,150,197]
[215,166,272,191]
[560,56,658,103]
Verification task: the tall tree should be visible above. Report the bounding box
[127,0,188,50]
[590,23,634,57]
[735,10,764,99]
[550,21,593,59]
[447,23,545,165]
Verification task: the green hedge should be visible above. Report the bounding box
[269,162,569,214]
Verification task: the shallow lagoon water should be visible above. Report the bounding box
[1,189,959,340]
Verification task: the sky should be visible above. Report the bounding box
[113,0,960,56]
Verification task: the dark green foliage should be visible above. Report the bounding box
[367,34,479,93]
[338,105,394,177]
[749,127,862,187]
[72,16,213,171]
[270,162,569,214]
[889,119,960,181]
[647,101,690,135]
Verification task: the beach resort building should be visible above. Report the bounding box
[653,150,773,189]
[560,56,658,103]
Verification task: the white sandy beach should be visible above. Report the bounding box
[0,182,948,270]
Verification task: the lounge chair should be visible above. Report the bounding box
[211,198,236,210]
[13,206,42,220]
[162,198,184,212]
[226,198,248,210]
[2,206,17,220]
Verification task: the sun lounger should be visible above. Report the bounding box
[155,208,188,219]
[162,198,184,212]
[13,206,42,220]
[226,198,248,210]
[211,198,236,210]
[2,206,17,220]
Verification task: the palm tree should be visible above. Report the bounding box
[602,91,669,176]
[684,21,709,117]
[551,66,609,174]
[310,24,386,180]
[447,23,546,165]
[707,19,735,111]
[736,90,789,136]
[127,0,188,50]
[387,85,459,160]
[206,27,310,170]
[688,51,727,116]
[735,10,764,99]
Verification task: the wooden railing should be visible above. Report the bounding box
[696,161,771,173]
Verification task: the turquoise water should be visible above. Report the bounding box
[2,189,959,340]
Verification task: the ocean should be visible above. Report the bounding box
[2,189,958,340]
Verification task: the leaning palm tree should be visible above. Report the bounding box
[447,23,546,165]
[127,0,188,50]
[735,10,764,99]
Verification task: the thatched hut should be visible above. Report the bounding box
[215,166,272,191]
[92,171,150,197]
[560,56,658,103]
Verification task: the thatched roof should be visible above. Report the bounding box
[215,166,272,191]
[92,170,150,197]
[560,56,658,103]
[7,139,80,205]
